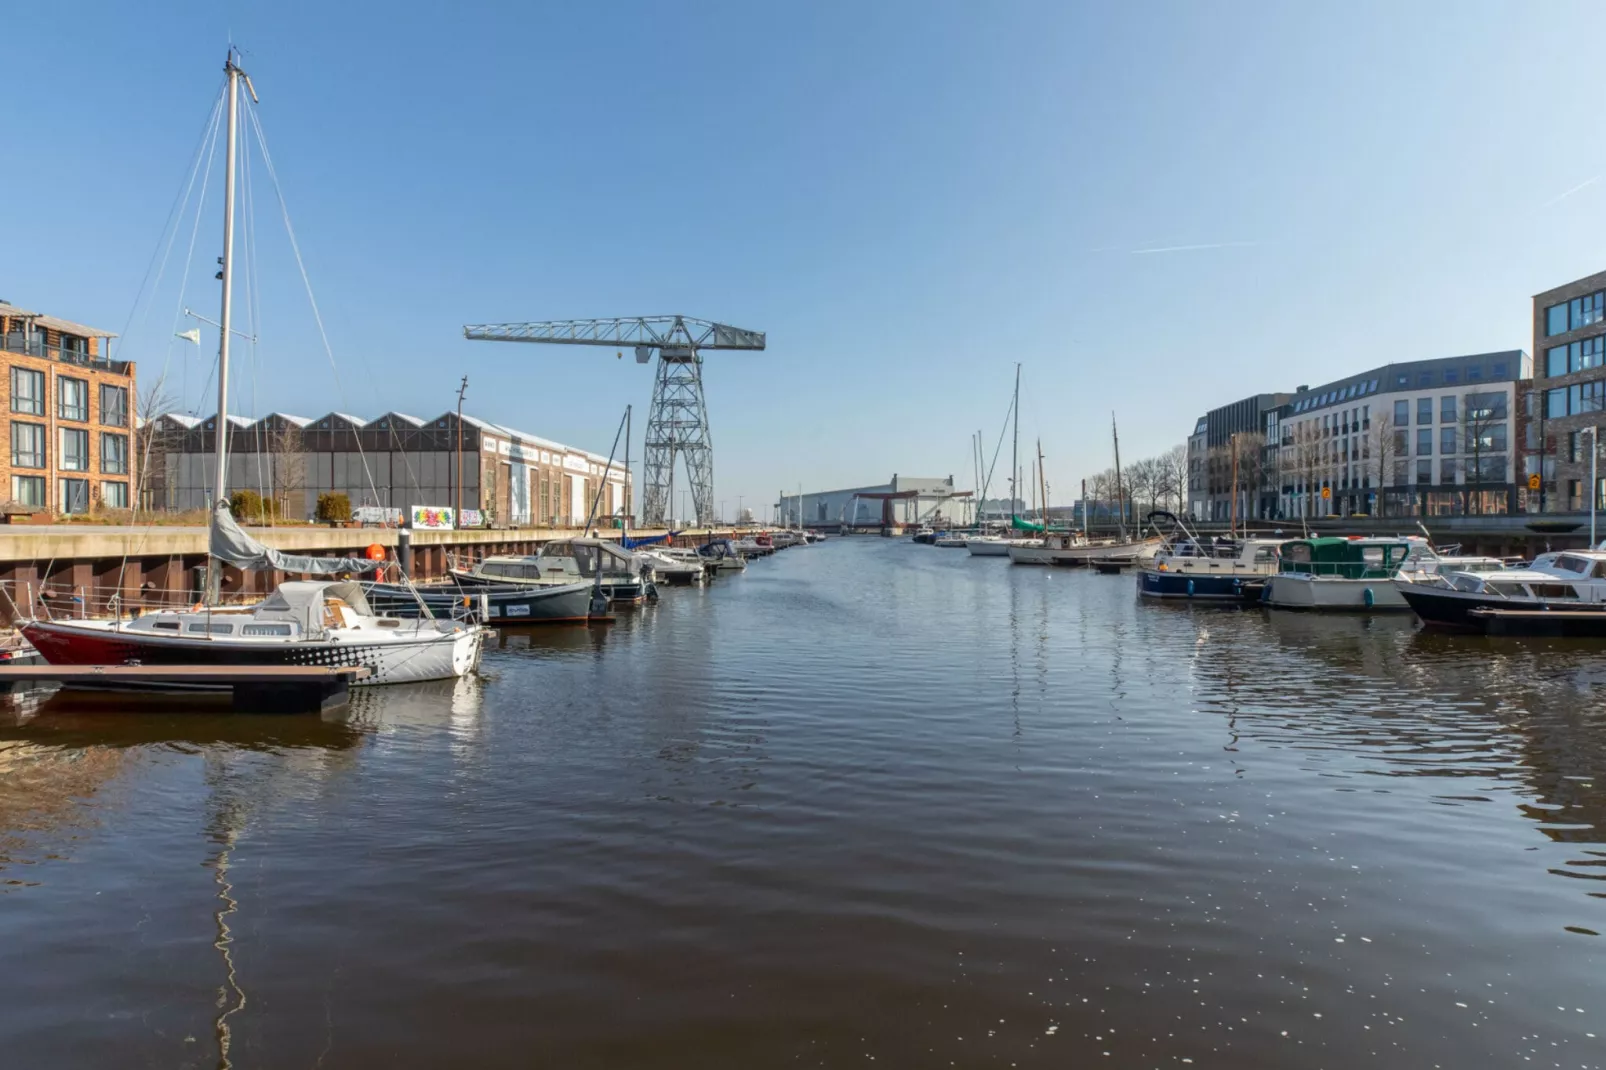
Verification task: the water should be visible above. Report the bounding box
[3,538,1605,1068]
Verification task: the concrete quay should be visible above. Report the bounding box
[0,524,734,623]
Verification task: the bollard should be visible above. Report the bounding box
[398,528,413,576]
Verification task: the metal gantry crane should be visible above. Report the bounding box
[463,315,765,527]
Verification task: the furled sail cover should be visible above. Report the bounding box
[621,531,679,549]
[210,504,384,574]
[1010,515,1046,532]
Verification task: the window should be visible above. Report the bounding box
[1494,361,1508,378]
[57,377,87,421]
[1416,459,1432,484]
[1370,379,1379,392]
[100,433,127,475]
[1441,396,1456,422]
[187,622,234,634]
[1417,397,1433,424]
[1444,368,1458,384]
[1548,345,1569,377]
[60,428,88,471]
[242,623,293,637]
[10,475,44,506]
[1570,430,1583,463]
[1466,366,1482,380]
[1441,458,1458,483]
[1571,380,1606,415]
[1562,336,1606,373]
[1572,291,1606,331]
[1548,302,1570,336]
[1466,391,1507,420]
[99,384,128,427]
[1362,404,1370,428]
[1394,399,1409,425]
[10,422,44,468]
[1396,374,1408,387]
[1417,428,1433,455]
[1474,454,1506,481]
[1393,429,1409,455]
[10,368,43,415]
[101,480,127,509]
[150,621,181,631]
[1468,424,1508,453]
[59,478,88,514]
[1441,427,1457,455]
[1548,386,1569,417]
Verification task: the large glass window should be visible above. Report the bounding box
[1572,291,1606,331]
[1440,458,1458,483]
[1548,345,1569,377]
[1468,424,1508,453]
[60,428,88,471]
[10,475,45,507]
[1393,429,1408,455]
[10,421,44,468]
[1548,302,1570,336]
[1441,427,1458,454]
[1417,397,1433,424]
[1416,459,1432,484]
[1441,396,1457,422]
[1393,399,1409,425]
[1466,391,1508,420]
[101,481,128,509]
[1548,386,1569,417]
[1474,455,1506,481]
[10,368,43,416]
[100,433,128,475]
[1569,336,1606,373]
[99,384,128,427]
[59,478,88,514]
[1416,428,1433,455]
[57,377,87,422]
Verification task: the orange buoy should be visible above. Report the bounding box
[365,543,386,561]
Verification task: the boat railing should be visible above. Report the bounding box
[1279,562,1395,580]
[0,578,262,624]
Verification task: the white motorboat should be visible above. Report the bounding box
[1262,536,1430,610]
[453,538,652,603]
[636,547,708,585]
[1395,547,1606,632]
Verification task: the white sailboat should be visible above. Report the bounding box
[22,50,483,687]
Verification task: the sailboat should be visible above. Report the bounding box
[21,51,483,687]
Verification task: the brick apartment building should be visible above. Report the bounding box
[0,302,134,515]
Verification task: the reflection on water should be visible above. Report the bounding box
[1,540,1605,1068]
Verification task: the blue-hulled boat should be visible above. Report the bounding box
[1135,511,1284,602]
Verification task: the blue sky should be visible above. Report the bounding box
[9,1,1606,518]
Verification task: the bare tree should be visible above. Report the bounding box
[1364,410,1397,517]
[264,419,307,520]
[1289,420,1326,519]
[1158,443,1187,513]
[1463,390,1509,515]
[134,377,179,512]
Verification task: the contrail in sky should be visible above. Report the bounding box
[1542,175,1600,208]
[1128,240,1259,255]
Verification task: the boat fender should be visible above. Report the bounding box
[1363,587,1374,607]
[589,590,609,616]
[646,582,660,604]
[1187,579,1195,598]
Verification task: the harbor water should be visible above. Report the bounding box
[3,537,1605,1068]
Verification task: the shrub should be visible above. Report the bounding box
[316,492,352,524]
[229,489,278,522]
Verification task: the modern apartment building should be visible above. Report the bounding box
[1265,351,1529,519]
[1532,269,1606,512]
[1189,392,1291,521]
[142,410,630,526]
[0,302,134,515]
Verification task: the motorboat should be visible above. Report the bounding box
[697,539,748,572]
[635,547,708,585]
[363,578,605,623]
[733,535,774,557]
[1394,548,1606,632]
[1008,531,1159,566]
[451,538,652,604]
[933,533,968,548]
[1136,513,1284,601]
[22,581,484,687]
[771,530,808,548]
[1262,536,1429,610]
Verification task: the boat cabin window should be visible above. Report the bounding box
[150,620,181,631]
[1592,560,1606,579]
[187,622,234,634]
[242,623,293,636]
[1252,546,1278,564]
[1283,543,1312,564]
[1554,555,1592,574]
[1528,582,1580,599]
[1486,581,1529,597]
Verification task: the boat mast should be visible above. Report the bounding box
[213,51,245,516]
[1010,364,1020,523]
[1112,412,1126,541]
[1037,440,1048,541]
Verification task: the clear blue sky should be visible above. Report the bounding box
[10,1,1606,517]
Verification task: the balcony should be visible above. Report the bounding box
[0,334,131,376]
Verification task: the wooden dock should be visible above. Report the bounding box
[0,664,371,713]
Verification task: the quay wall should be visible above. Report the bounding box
[0,525,735,623]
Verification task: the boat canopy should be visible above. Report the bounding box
[256,580,374,635]
[1278,537,1413,577]
[537,538,637,575]
[621,531,679,549]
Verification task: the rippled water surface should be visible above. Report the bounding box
[3,537,1606,1068]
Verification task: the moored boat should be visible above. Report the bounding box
[1262,536,1428,610]
[451,538,652,604]
[363,578,604,623]
[1136,512,1284,601]
[1395,548,1606,632]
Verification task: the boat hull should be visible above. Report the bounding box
[449,569,647,605]
[19,619,481,687]
[1263,574,1409,610]
[364,580,600,623]
[1137,570,1259,600]
[1392,583,1606,634]
[966,540,1012,557]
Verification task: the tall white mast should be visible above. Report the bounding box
[213,50,249,512]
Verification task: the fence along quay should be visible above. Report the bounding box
[0,524,733,624]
